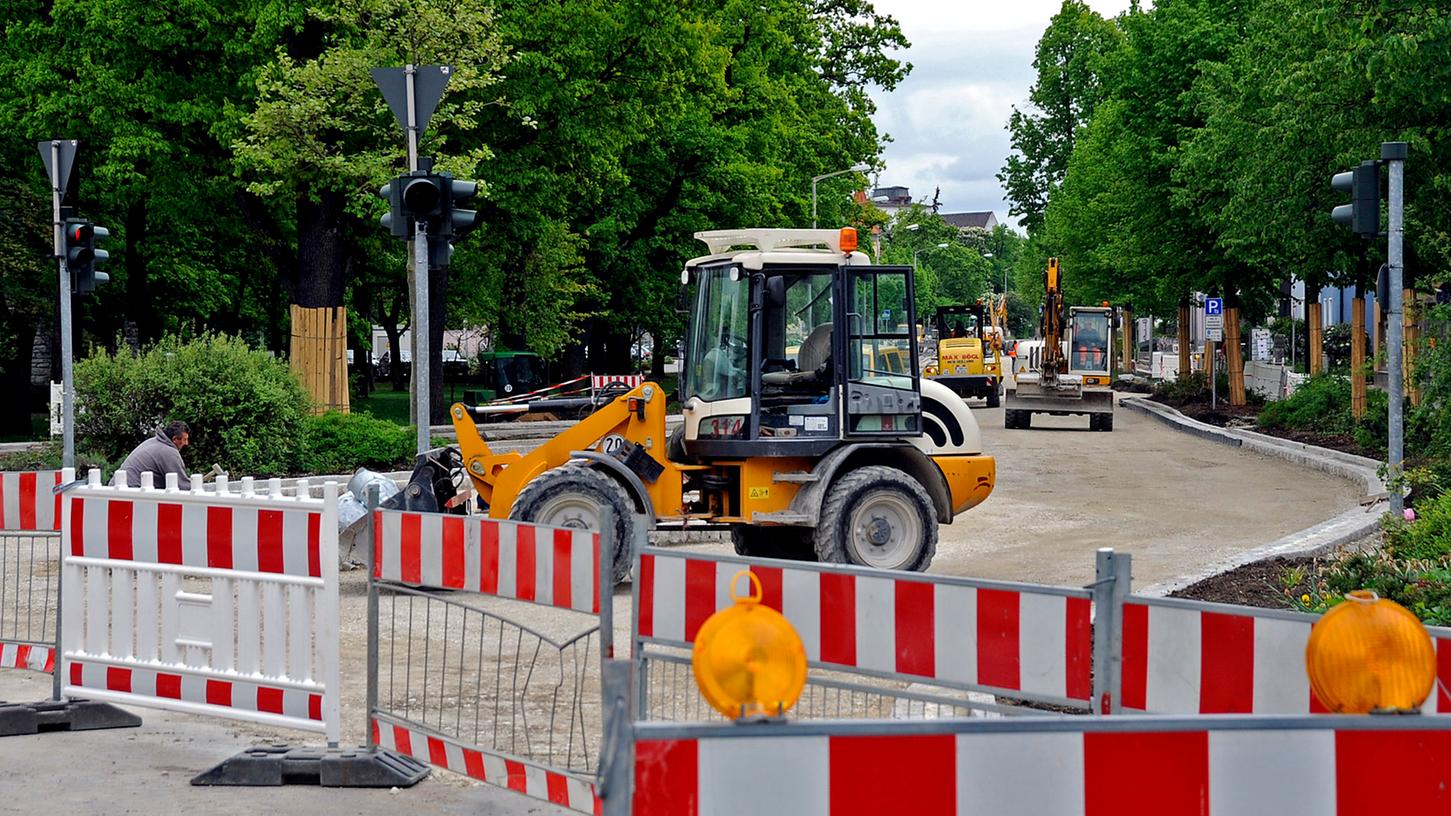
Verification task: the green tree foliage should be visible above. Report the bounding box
[999,1,1122,235]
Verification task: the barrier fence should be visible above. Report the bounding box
[0,470,63,680]
[61,469,342,740]
[1121,593,1451,716]
[632,546,1104,721]
[621,715,1451,815]
[368,506,607,813]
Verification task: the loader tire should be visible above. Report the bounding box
[814,466,936,572]
[986,386,1001,409]
[731,525,815,562]
[509,463,637,584]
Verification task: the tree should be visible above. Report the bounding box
[236,0,508,421]
[999,1,1122,235]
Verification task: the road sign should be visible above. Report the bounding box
[371,65,452,143]
[1205,297,1223,316]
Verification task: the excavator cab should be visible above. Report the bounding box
[416,228,996,581]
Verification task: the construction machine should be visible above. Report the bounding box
[1003,258,1114,431]
[398,228,997,581]
[924,301,1005,407]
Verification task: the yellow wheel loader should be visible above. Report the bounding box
[399,228,996,581]
[1003,258,1115,431]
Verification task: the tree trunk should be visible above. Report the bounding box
[428,258,450,425]
[1351,294,1366,418]
[292,188,350,411]
[0,317,37,437]
[1205,339,1216,395]
[1405,288,1420,406]
[1226,306,1245,406]
[650,333,666,379]
[1120,308,1133,374]
[383,324,405,392]
[1177,301,1191,380]
[1307,301,1323,375]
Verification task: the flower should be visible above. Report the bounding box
[1404,508,1418,522]
[1301,593,1311,604]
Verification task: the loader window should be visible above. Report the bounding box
[844,266,921,436]
[684,264,750,402]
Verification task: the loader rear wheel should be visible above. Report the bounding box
[731,525,815,562]
[814,466,936,572]
[509,464,637,583]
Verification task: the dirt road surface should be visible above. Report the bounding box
[0,397,1365,814]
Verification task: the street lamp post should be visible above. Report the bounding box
[811,164,870,228]
[913,242,950,273]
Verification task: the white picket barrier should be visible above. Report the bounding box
[60,469,342,742]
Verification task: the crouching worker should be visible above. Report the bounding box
[116,420,192,489]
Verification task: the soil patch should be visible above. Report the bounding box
[1169,555,1314,609]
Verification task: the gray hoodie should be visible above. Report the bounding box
[116,431,192,490]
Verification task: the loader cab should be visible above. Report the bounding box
[680,229,921,458]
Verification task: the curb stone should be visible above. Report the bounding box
[1121,397,1388,597]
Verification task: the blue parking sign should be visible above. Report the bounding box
[1206,297,1223,316]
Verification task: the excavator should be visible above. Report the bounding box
[395,228,997,581]
[1003,258,1114,431]
[924,300,1005,407]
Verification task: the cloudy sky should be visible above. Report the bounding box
[868,0,1134,229]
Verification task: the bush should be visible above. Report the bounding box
[297,412,415,475]
[1152,371,1209,405]
[1290,549,1451,627]
[75,334,310,477]
[1383,491,1451,560]
[0,442,110,474]
[1258,374,1353,433]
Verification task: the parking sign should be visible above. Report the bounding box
[1206,297,1223,316]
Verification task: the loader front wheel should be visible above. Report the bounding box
[509,464,638,583]
[814,466,937,572]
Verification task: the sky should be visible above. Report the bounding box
[867,0,1135,229]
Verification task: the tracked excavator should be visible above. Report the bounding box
[397,228,997,581]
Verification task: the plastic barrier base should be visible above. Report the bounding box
[192,745,429,788]
[0,698,142,737]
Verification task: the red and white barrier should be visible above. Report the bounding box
[635,550,1092,703]
[0,470,62,532]
[0,642,53,673]
[631,721,1451,815]
[61,470,341,741]
[592,374,643,391]
[373,509,599,614]
[1122,597,1451,715]
[374,717,598,814]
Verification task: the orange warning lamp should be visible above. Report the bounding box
[838,227,858,254]
[1304,590,1436,714]
[692,570,808,719]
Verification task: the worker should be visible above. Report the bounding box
[116,420,192,489]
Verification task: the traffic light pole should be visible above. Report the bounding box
[49,140,75,470]
[404,63,430,453]
[1384,142,1407,514]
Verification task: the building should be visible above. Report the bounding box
[939,211,999,232]
[870,186,914,218]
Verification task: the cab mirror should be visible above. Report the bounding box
[766,276,786,307]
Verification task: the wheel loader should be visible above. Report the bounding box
[398,228,996,581]
[1003,258,1115,431]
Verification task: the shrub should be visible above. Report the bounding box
[1152,372,1209,405]
[297,412,415,475]
[1290,548,1451,627]
[1383,491,1451,561]
[75,334,310,477]
[0,443,109,474]
[1258,374,1353,433]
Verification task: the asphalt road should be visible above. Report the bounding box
[0,396,1365,814]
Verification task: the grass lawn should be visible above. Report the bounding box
[353,389,413,425]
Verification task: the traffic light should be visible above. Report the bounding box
[63,218,110,294]
[377,179,407,238]
[1330,160,1380,238]
[444,176,482,239]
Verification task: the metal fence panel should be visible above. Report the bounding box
[369,507,605,814]
[0,470,65,678]
[632,546,1094,709]
[60,470,341,741]
[1123,593,1451,715]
